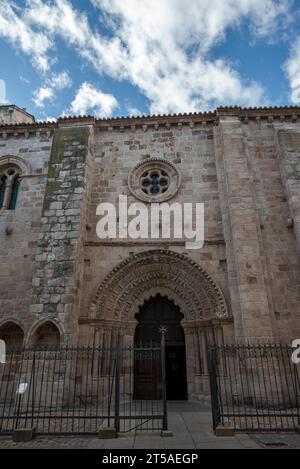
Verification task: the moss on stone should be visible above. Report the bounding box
[42,126,90,212]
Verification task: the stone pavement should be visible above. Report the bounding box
[0,402,299,449]
[87,402,259,449]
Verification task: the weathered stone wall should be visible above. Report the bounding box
[215,115,300,342]
[78,123,230,331]
[271,124,300,339]
[0,130,52,339]
[215,116,275,342]
[30,125,93,344]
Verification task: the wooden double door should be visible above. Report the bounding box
[134,295,187,400]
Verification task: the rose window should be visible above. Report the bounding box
[140,169,170,196]
[128,158,181,203]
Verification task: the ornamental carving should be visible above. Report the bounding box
[89,250,228,322]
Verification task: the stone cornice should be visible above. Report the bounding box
[0,123,56,140]
[94,111,217,131]
[1,106,300,137]
[218,105,300,123]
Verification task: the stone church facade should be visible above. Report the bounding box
[0,103,300,399]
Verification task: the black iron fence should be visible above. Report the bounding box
[0,338,167,435]
[208,344,300,432]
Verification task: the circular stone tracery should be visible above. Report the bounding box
[89,250,228,322]
[141,169,170,196]
[128,158,181,203]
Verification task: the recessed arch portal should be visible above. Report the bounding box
[89,250,228,322]
[134,294,188,400]
[88,250,232,399]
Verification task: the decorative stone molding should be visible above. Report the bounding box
[128,157,181,203]
[0,124,55,140]
[89,250,229,322]
[0,154,32,175]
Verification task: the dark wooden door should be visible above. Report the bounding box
[134,295,187,400]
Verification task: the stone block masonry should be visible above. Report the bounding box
[30,125,93,343]
[214,115,275,341]
[0,130,52,330]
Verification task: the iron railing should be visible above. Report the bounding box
[0,339,167,435]
[208,344,300,432]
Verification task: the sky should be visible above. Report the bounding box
[0,0,300,121]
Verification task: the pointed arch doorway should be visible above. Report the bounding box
[134,294,188,400]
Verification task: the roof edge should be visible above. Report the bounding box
[0,105,300,131]
[0,104,35,121]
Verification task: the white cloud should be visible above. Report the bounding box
[47,71,72,90]
[37,114,57,122]
[90,0,276,112]
[32,70,72,108]
[33,86,54,107]
[0,0,295,113]
[284,37,300,104]
[95,0,291,53]
[248,0,292,40]
[69,82,118,117]
[0,1,52,71]
[127,106,142,116]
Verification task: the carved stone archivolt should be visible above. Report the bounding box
[0,155,31,175]
[89,250,228,322]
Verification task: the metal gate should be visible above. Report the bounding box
[208,344,300,432]
[0,337,167,435]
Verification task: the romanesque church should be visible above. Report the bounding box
[0,103,300,400]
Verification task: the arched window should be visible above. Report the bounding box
[33,321,61,347]
[0,165,21,210]
[0,321,24,349]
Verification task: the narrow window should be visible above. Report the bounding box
[0,175,7,208]
[0,166,21,210]
[9,175,21,209]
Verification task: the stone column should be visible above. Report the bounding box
[2,175,13,209]
[214,111,275,341]
[181,323,195,397]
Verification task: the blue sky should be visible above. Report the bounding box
[0,0,300,121]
